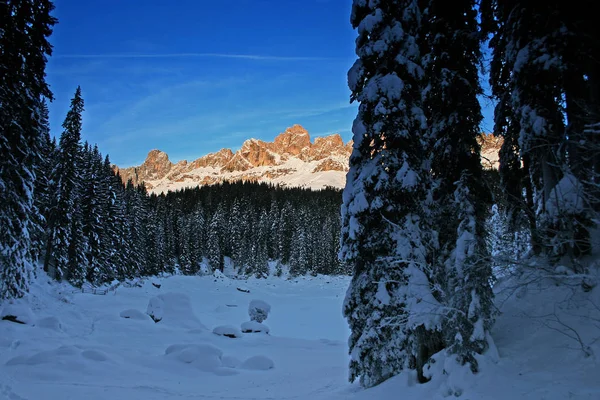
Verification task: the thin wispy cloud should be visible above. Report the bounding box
[53,52,339,62]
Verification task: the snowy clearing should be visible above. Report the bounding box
[0,272,599,399]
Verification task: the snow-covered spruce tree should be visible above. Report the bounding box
[44,86,86,284]
[31,99,54,262]
[123,179,148,278]
[422,0,494,371]
[289,222,310,277]
[497,2,567,260]
[81,145,105,284]
[254,209,271,278]
[144,194,169,277]
[480,0,538,253]
[0,0,56,299]
[95,155,122,282]
[482,0,600,261]
[341,0,439,387]
[277,202,294,265]
[554,0,599,259]
[206,211,223,271]
[229,198,246,271]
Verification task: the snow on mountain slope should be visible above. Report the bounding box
[114,125,502,194]
[3,265,594,399]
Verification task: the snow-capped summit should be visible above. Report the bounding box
[114,124,353,194]
[113,125,501,194]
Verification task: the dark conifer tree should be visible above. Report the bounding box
[341,0,435,387]
[0,0,56,299]
[31,98,54,262]
[206,211,223,271]
[422,0,494,372]
[44,86,86,283]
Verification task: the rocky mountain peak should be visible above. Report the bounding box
[310,134,346,160]
[273,124,312,156]
[115,125,354,193]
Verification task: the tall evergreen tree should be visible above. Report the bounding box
[341,0,436,387]
[206,211,223,271]
[44,86,85,283]
[31,98,54,262]
[422,0,494,371]
[81,145,107,284]
[0,0,56,299]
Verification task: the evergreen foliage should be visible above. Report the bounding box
[0,0,56,300]
[342,0,433,387]
[422,0,494,373]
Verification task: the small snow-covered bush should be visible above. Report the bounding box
[147,296,164,322]
[248,299,271,323]
[213,325,242,338]
[241,321,270,334]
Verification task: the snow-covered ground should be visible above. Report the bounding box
[1,271,599,399]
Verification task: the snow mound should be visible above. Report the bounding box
[81,349,109,362]
[165,343,223,372]
[120,309,150,321]
[241,321,270,334]
[6,345,79,366]
[1,303,35,325]
[239,355,274,370]
[213,325,243,338]
[248,299,271,323]
[36,316,62,331]
[147,293,206,329]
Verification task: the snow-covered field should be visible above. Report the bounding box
[1,271,599,400]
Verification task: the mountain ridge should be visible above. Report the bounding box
[114,124,501,194]
[113,124,353,193]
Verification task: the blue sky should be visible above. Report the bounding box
[46,0,495,167]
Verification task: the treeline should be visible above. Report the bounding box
[147,183,345,278]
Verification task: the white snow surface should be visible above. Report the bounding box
[120,309,151,321]
[239,355,275,370]
[0,272,599,399]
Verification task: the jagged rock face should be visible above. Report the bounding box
[273,124,312,157]
[313,158,347,172]
[116,149,173,187]
[478,134,503,170]
[222,139,276,172]
[144,150,172,177]
[310,134,346,160]
[189,148,233,169]
[115,126,503,194]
